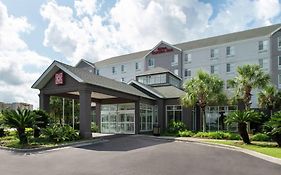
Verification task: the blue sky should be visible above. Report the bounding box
[0,0,281,108]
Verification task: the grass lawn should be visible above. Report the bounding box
[204,140,281,159]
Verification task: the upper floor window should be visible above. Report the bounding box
[258,40,268,51]
[184,69,191,77]
[112,66,116,74]
[278,74,281,88]
[226,46,235,56]
[184,53,192,63]
[148,58,155,67]
[96,69,99,75]
[278,56,281,68]
[226,63,232,73]
[172,54,178,66]
[210,48,219,59]
[174,69,179,76]
[121,65,125,73]
[210,65,218,74]
[135,62,140,70]
[278,37,281,48]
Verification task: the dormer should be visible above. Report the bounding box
[75,59,96,74]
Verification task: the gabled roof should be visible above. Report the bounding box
[75,59,96,69]
[92,23,281,67]
[143,40,182,58]
[136,67,182,80]
[32,61,154,100]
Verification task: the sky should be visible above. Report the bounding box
[0,0,281,109]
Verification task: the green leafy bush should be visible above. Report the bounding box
[42,125,79,143]
[167,120,186,134]
[193,131,240,140]
[251,133,271,141]
[178,130,194,137]
[264,111,281,146]
[91,122,99,132]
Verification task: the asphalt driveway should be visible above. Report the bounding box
[0,135,280,175]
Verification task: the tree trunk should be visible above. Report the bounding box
[0,128,4,137]
[17,128,28,145]
[34,128,41,138]
[202,109,206,132]
[238,122,250,144]
[273,134,281,147]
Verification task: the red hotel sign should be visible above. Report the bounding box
[152,47,173,55]
[55,72,64,85]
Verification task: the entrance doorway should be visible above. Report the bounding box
[101,103,135,134]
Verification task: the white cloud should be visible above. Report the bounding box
[40,0,281,65]
[0,1,51,108]
[74,0,97,16]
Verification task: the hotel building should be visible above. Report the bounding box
[33,24,281,138]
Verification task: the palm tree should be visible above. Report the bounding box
[258,85,280,116]
[225,110,260,144]
[181,70,227,132]
[264,111,281,147]
[2,109,35,144]
[228,64,270,110]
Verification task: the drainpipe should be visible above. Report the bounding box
[63,98,65,126]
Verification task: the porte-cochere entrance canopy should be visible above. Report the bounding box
[32,61,156,138]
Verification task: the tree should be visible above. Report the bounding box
[258,85,281,116]
[181,70,227,132]
[2,109,35,144]
[33,110,49,138]
[228,64,270,110]
[264,111,281,147]
[225,110,260,144]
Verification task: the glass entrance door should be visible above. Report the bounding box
[101,103,135,134]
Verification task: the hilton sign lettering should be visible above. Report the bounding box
[152,47,173,55]
[55,72,64,85]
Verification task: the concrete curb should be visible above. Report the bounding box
[0,138,106,154]
[144,135,281,166]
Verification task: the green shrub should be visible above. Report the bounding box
[251,133,271,141]
[42,124,80,143]
[193,131,240,140]
[178,130,194,137]
[167,120,186,134]
[91,122,99,132]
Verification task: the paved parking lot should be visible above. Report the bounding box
[0,135,280,175]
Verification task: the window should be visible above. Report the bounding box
[166,105,182,127]
[226,63,231,73]
[121,65,125,73]
[112,67,116,74]
[185,53,192,63]
[184,69,191,77]
[278,37,281,48]
[135,62,140,70]
[121,77,125,82]
[226,80,231,89]
[226,46,235,56]
[258,40,268,51]
[278,56,281,68]
[279,74,281,88]
[96,69,99,75]
[148,58,155,67]
[210,48,219,59]
[137,74,167,85]
[210,65,218,74]
[172,54,178,66]
[140,104,156,131]
[174,69,179,75]
[259,58,263,68]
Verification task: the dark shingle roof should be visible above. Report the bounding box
[93,24,281,67]
[153,86,186,99]
[53,61,154,100]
